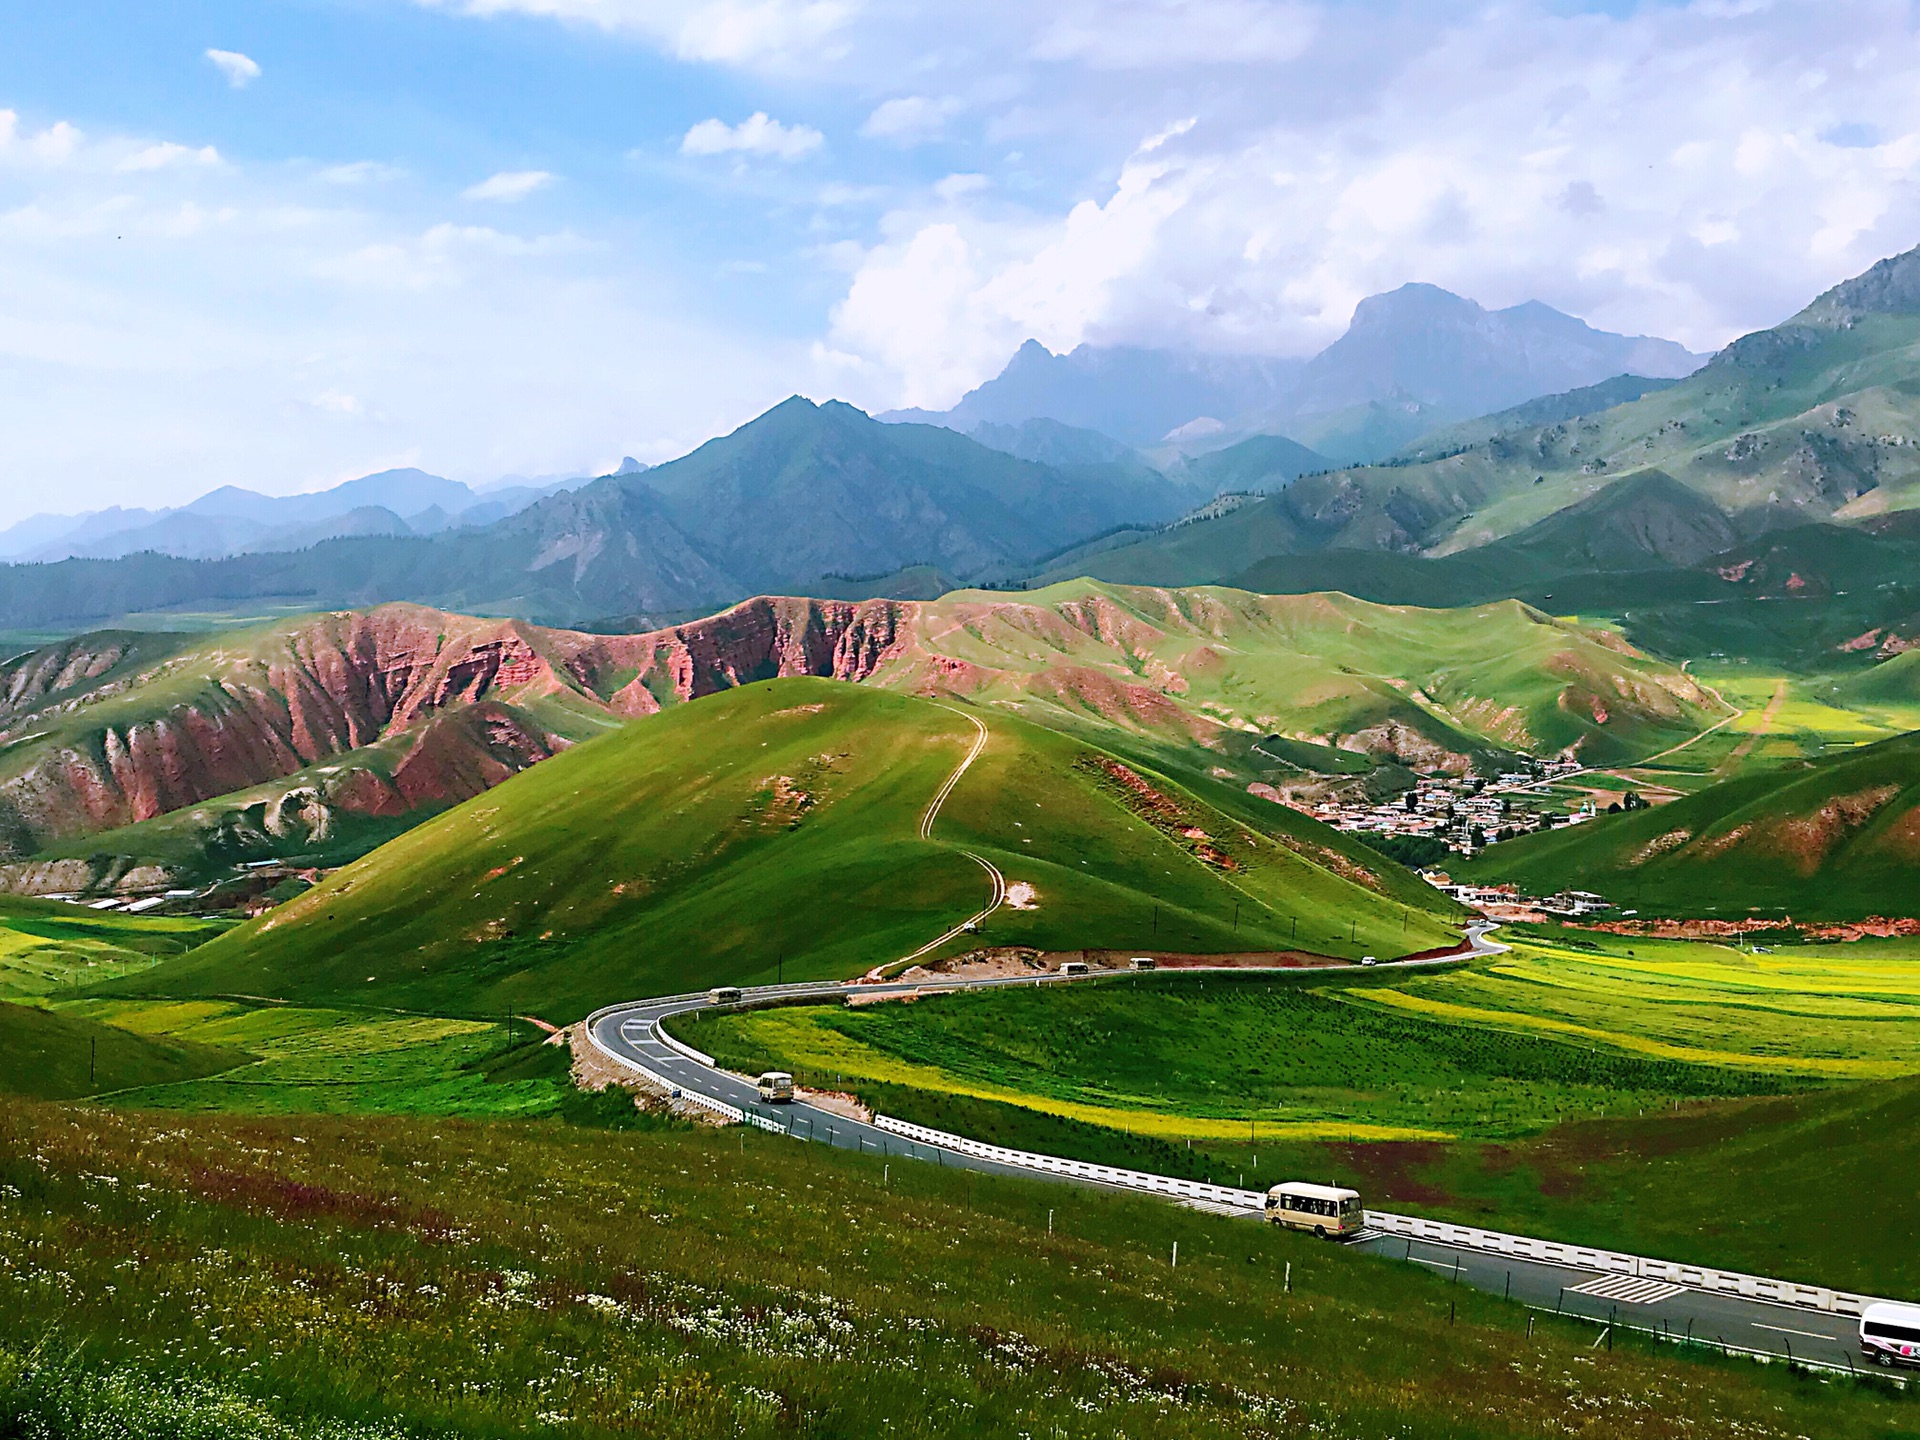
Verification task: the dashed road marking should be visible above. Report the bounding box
[1569,1273,1687,1305]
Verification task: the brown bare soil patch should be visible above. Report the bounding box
[1759,784,1900,873]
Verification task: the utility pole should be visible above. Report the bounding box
[1233,901,1240,932]
[89,1037,96,1088]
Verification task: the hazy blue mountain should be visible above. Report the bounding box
[15,468,569,563]
[633,397,1190,591]
[886,340,1304,447]
[888,285,1707,462]
[1287,284,1704,420]
[1166,434,1334,493]
[960,417,1144,468]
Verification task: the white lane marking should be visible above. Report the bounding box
[1569,1274,1687,1305]
[1751,1322,1846,1342]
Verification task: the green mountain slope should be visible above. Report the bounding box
[1461,730,1920,919]
[117,678,1466,1021]
[1032,243,1920,600]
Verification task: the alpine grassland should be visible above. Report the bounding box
[109,677,1465,1021]
[2,1097,1911,1440]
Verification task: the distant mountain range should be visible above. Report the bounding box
[0,468,575,564]
[0,401,1198,631]
[887,283,1707,462]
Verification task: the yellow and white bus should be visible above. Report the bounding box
[1266,1182,1365,1238]
[756,1071,795,1104]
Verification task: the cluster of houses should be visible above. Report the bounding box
[1287,761,1595,856]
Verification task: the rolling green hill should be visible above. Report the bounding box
[888,581,1729,770]
[114,678,1466,1020]
[0,1000,240,1099]
[1462,729,1920,919]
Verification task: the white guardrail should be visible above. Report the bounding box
[1362,1212,1885,1317]
[872,1114,1267,1212]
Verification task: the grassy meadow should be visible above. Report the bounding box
[3,1096,1912,1440]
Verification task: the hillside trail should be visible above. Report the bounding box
[1711,679,1787,780]
[1619,675,1747,772]
[863,704,1005,981]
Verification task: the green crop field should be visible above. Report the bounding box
[1351,930,1920,1078]
[0,895,227,1001]
[2,1098,1906,1440]
[691,967,1802,1145]
[110,678,1464,1022]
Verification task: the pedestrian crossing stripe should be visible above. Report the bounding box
[1569,1273,1687,1305]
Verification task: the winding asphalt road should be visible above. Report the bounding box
[586,702,1888,1379]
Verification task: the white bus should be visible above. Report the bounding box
[1266,1182,1365,1238]
[708,986,743,1004]
[756,1071,794,1104]
[1059,961,1090,976]
[1130,957,1157,971]
[1861,1301,1920,1367]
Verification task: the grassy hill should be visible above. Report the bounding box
[3,582,1731,899]
[0,1000,240,1099]
[1462,729,1920,919]
[113,678,1465,1020]
[890,581,1728,770]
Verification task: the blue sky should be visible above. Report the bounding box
[3,0,1920,523]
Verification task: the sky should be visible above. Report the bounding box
[4,0,1920,524]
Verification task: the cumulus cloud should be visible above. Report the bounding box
[1033,0,1316,68]
[118,142,222,173]
[681,112,823,160]
[413,0,856,66]
[862,95,963,145]
[318,160,406,185]
[462,169,554,201]
[205,48,262,87]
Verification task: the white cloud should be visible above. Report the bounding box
[118,142,223,173]
[413,0,856,66]
[1033,0,1316,68]
[205,49,262,88]
[318,160,406,185]
[462,169,555,202]
[862,95,963,145]
[681,112,823,160]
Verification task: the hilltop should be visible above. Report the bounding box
[117,678,1466,1019]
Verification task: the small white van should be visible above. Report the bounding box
[708,986,743,1004]
[1059,961,1090,977]
[1861,1301,1920,1367]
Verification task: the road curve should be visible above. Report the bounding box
[584,701,1882,1379]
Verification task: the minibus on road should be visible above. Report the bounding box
[756,1071,795,1104]
[1861,1301,1920,1367]
[1266,1182,1365,1238]
[708,986,743,1004]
